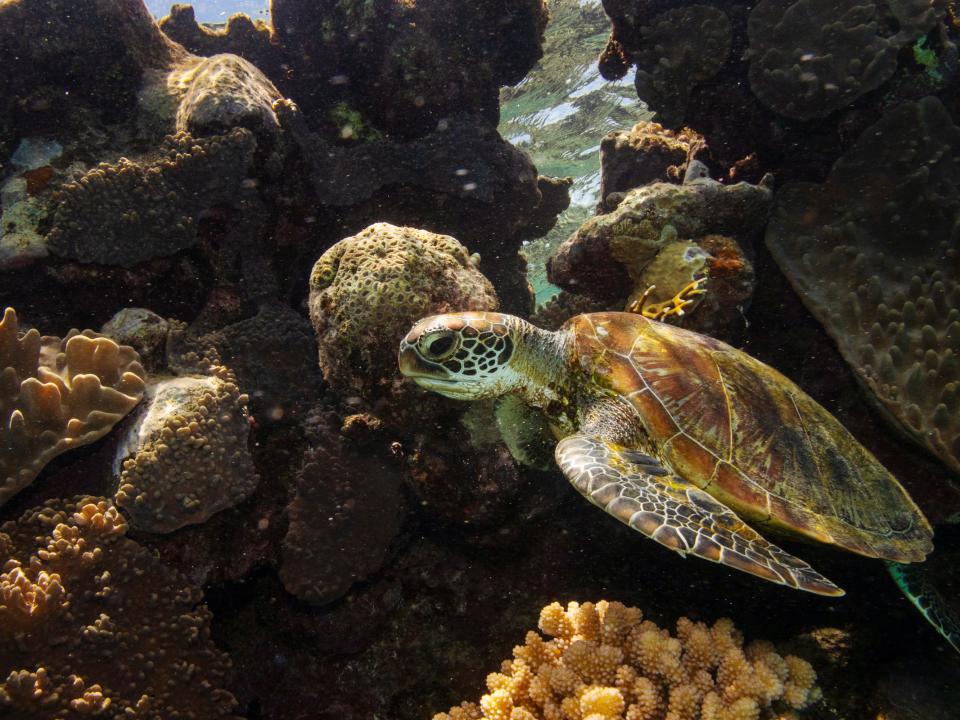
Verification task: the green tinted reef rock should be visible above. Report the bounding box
[309,223,499,401]
[748,0,944,120]
[46,129,256,266]
[766,96,960,474]
[548,165,769,333]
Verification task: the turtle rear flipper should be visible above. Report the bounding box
[555,433,844,597]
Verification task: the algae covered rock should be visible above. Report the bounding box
[308,223,499,401]
[548,168,767,334]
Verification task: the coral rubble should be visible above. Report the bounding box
[766,96,960,473]
[0,307,146,508]
[0,496,239,718]
[112,363,257,533]
[434,600,820,720]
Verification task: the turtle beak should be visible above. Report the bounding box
[397,341,425,378]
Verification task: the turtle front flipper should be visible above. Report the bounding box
[555,433,844,596]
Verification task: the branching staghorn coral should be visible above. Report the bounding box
[0,496,239,719]
[433,600,820,720]
[0,307,146,508]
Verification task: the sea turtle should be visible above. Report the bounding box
[398,303,934,595]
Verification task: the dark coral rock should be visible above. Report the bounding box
[279,433,404,605]
[269,0,548,139]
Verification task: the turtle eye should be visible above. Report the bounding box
[420,330,459,361]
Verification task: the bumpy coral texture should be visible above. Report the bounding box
[748,0,944,119]
[0,307,146,508]
[631,5,732,128]
[309,222,499,399]
[279,432,403,605]
[113,363,257,533]
[0,496,238,719]
[433,601,820,720]
[46,128,256,266]
[766,96,960,474]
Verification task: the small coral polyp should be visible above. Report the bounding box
[435,600,820,720]
[0,307,146,508]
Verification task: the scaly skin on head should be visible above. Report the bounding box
[398,312,572,416]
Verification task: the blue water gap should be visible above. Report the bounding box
[145,0,270,23]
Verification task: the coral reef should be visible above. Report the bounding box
[547,167,766,334]
[766,96,960,474]
[169,52,283,137]
[279,427,403,605]
[309,223,499,403]
[46,129,257,266]
[112,363,257,533]
[630,5,732,128]
[748,0,945,120]
[598,122,706,212]
[0,307,146,508]
[268,0,549,138]
[100,307,171,373]
[434,600,820,720]
[0,496,239,718]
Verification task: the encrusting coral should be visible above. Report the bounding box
[630,5,732,128]
[0,307,146,508]
[433,600,820,720]
[45,128,257,267]
[766,96,960,473]
[747,0,946,120]
[0,496,239,718]
[309,222,500,401]
[112,362,257,533]
[279,427,403,605]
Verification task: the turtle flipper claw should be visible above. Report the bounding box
[555,433,844,596]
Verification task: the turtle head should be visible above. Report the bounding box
[398,312,526,400]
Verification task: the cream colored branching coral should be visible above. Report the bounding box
[0,496,239,718]
[0,307,146,507]
[433,601,820,720]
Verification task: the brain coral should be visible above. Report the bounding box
[45,128,256,267]
[279,430,403,605]
[434,600,820,720]
[766,96,960,474]
[0,496,239,719]
[309,222,499,400]
[112,363,257,533]
[0,307,146,508]
[747,0,944,119]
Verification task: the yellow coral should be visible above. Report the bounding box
[435,601,820,720]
